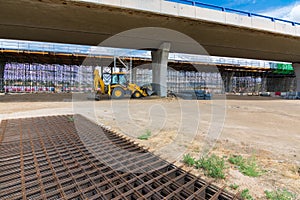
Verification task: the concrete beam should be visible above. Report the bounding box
[293,63,300,93]
[151,42,170,97]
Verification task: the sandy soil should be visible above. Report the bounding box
[0,93,299,199]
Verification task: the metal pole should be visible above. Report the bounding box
[113,56,116,73]
[129,57,132,83]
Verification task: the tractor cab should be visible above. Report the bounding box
[111,73,128,86]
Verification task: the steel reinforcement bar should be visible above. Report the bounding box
[0,115,240,200]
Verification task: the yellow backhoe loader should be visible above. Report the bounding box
[94,69,152,100]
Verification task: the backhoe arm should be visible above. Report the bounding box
[94,69,105,94]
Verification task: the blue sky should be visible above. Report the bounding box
[196,0,300,22]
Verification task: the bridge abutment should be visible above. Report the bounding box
[151,42,170,97]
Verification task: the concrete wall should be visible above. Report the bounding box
[81,0,300,37]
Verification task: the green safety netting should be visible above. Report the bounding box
[270,63,294,75]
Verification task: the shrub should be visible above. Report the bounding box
[195,154,225,179]
[183,154,196,167]
[137,130,151,140]
[229,155,263,177]
[265,189,296,200]
[241,189,254,200]
[229,183,239,190]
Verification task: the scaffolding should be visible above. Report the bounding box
[221,70,296,94]
[266,75,296,92]
[132,68,224,94]
[3,62,93,93]
[0,60,296,94]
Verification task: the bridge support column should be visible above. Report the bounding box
[0,61,5,93]
[293,63,300,93]
[225,72,234,93]
[151,42,170,97]
[220,71,234,93]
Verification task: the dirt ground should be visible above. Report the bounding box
[0,93,299,199]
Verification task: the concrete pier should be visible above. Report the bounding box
[151,42,170,97]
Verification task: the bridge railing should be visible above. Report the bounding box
[165,0,300,26]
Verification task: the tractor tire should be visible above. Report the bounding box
[112,87,124,99]
[132,91,142,98]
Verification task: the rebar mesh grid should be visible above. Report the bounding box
[0,115,239,200]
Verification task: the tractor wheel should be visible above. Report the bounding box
[132,91,142,98]
[112,87,124,99]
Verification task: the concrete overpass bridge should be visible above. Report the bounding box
[0,0,300,95]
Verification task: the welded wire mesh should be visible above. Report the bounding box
[0,115,240,200]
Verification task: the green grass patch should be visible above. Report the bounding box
[241,189,254,200]
[183,154,196,167]
[229,155,263,177]
[228,155,244,166]
[229,183,239,190]
[67,116,74,122]
[137,130,151,140]
[265,189,296,200]
[195,154,226,179]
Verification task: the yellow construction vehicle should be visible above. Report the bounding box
[94,69,151,100]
